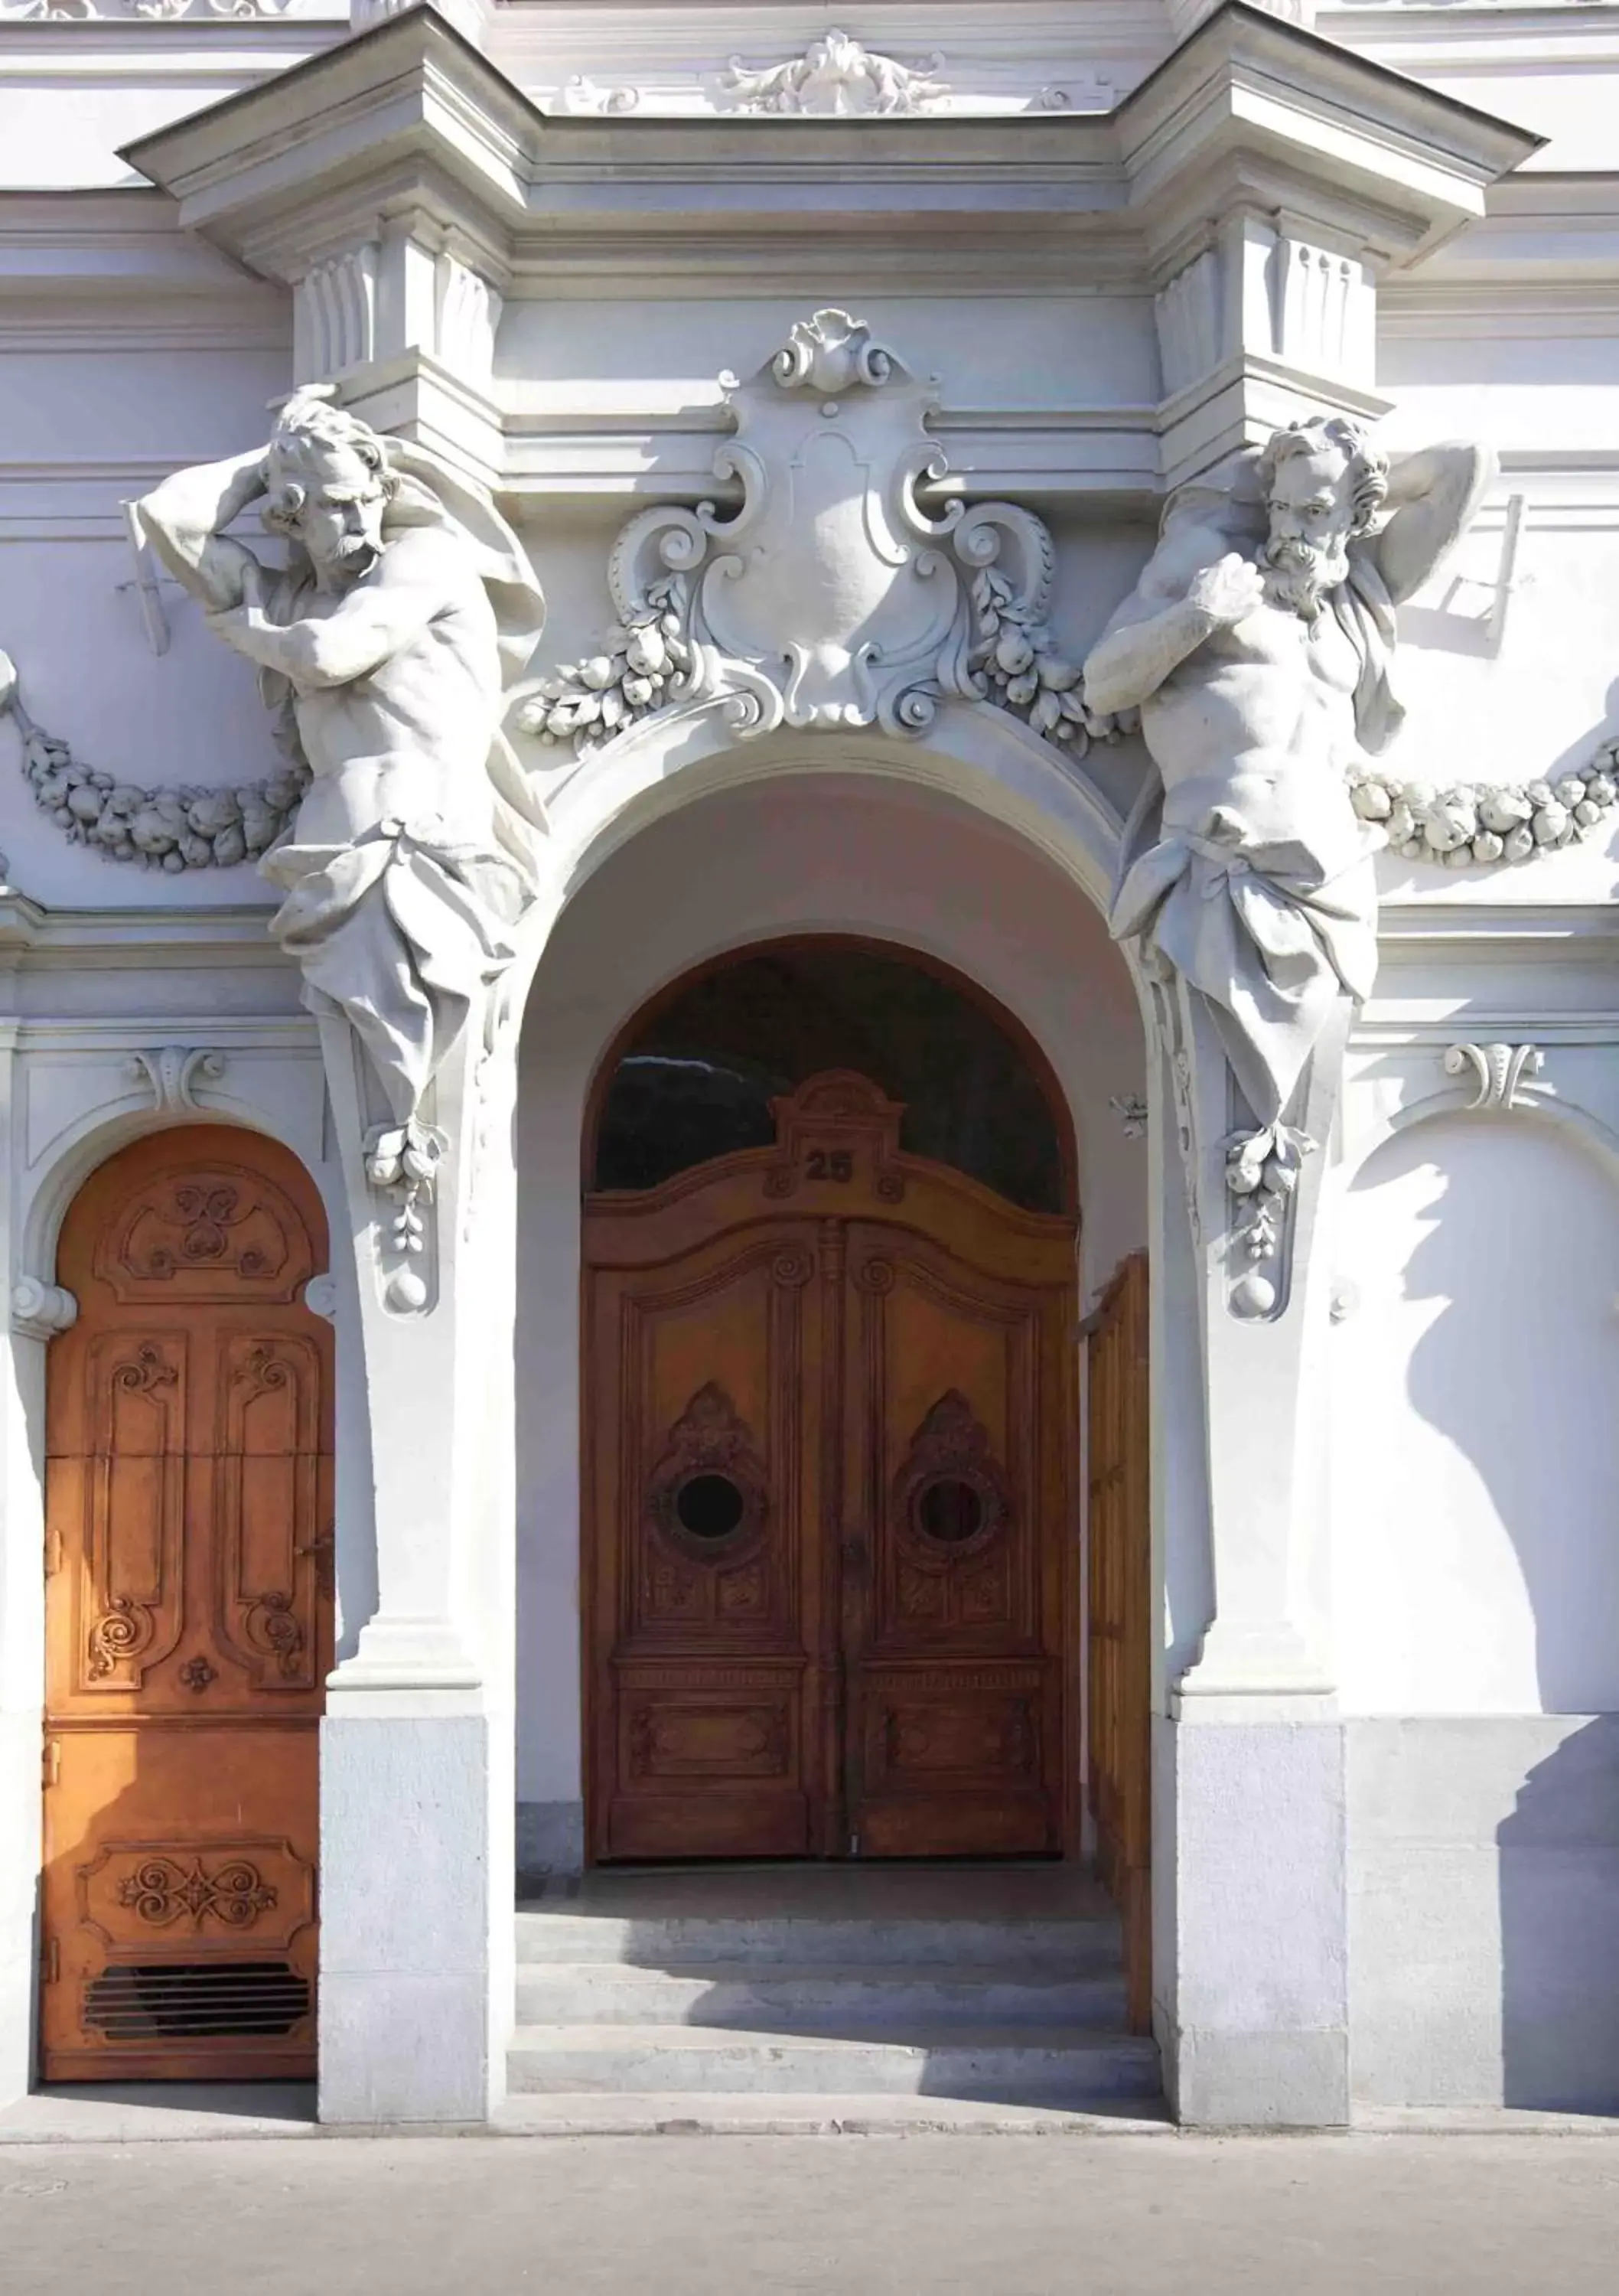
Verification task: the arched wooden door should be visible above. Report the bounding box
[584,1073,1078,1861]
[41,1127,334,2082]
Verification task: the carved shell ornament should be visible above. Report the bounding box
[516,308,1119,765]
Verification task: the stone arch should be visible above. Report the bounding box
[512,752,1152,1877]
[1334,1068,1619,1205]
[539,701,1128,929]
[16,1081,340,1324]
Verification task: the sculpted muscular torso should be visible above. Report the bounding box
[1083,421,1491,1126]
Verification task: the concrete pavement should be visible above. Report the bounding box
[4,2131,1618,2294]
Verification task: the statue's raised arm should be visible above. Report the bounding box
[136,445,274,617]
[1083,413,1494,1173]
[1370,439,1493,607]
[135,393,549,1239]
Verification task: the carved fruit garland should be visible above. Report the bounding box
[1347,747,1619,870]
[0,650,307,871]
[520,574,697,758]
[363,1117,448,1315]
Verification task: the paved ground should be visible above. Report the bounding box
[5,2132,1619,2294]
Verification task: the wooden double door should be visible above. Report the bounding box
[585,1073,1078,1861]
[41,1127,334,2082]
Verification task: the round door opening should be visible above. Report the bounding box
[915,1475,987,1545]
[673,1473,747,1541]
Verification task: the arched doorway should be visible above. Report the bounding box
[40,1126,334,2081]
[581,940,1081,1862]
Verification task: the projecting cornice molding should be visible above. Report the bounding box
[121,3,1542,478]
[123,5,1541,265]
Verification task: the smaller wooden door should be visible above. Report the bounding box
[1086,1252,1151,2030]
[41,1128,334,2082]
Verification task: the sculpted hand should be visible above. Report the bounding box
[1186,553,1266,628]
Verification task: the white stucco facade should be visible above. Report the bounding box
[3,0,1619,2128]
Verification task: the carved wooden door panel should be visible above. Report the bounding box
[585,1196,830,1859]
[840,1200,1075,1857]
[585,1071,1078,1863]
[1086,1251,1152,2030]
[41,1127,334,2082]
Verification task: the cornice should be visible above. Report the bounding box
[1374,901,1619,954]
[0,895,282,964]
[1327,2,1619,72]
[122,10,539,234]
[1117,2,1544,263]
[120,2,1539,279]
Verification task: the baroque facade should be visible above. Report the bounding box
[2,0,1619,2128]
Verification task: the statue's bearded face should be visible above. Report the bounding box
[287,445,388,579]
[1261,446,1356,619]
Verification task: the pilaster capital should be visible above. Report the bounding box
[1119,3,1541,482]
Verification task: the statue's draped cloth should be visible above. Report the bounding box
[259,442,547,1127]
[1109,459,1394,1127]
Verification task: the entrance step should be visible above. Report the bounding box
[507,2022,1161,2104]
[509,1867,1161,2115]
[516,1911,1122,1973]
[495,2092,1171,2135]
[515,1962,1127,2030]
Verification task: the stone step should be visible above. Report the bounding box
[514,1911,1122,1972]
[494,2092,1174,2136]
[507,2022,1161,2104]
[514,1960,1127,2030]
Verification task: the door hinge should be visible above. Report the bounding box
[38,1936,59,1985]
[41,1738,60,1791]
[43,1523,62,1577]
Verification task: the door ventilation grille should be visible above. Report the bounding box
[83,1961,311,2040]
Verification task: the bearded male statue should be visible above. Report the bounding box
[1083,417,1490,1140]
[135,390,546,1157]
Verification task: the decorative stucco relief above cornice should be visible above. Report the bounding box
[719,31,950,117]
[0,0,290,14]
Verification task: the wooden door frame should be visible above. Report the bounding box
[577,937,1086,1867]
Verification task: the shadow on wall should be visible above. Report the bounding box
[1499,1717,1619,2111]
[1340,1111,1619,1714]
[1338,1112,1619,2108]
